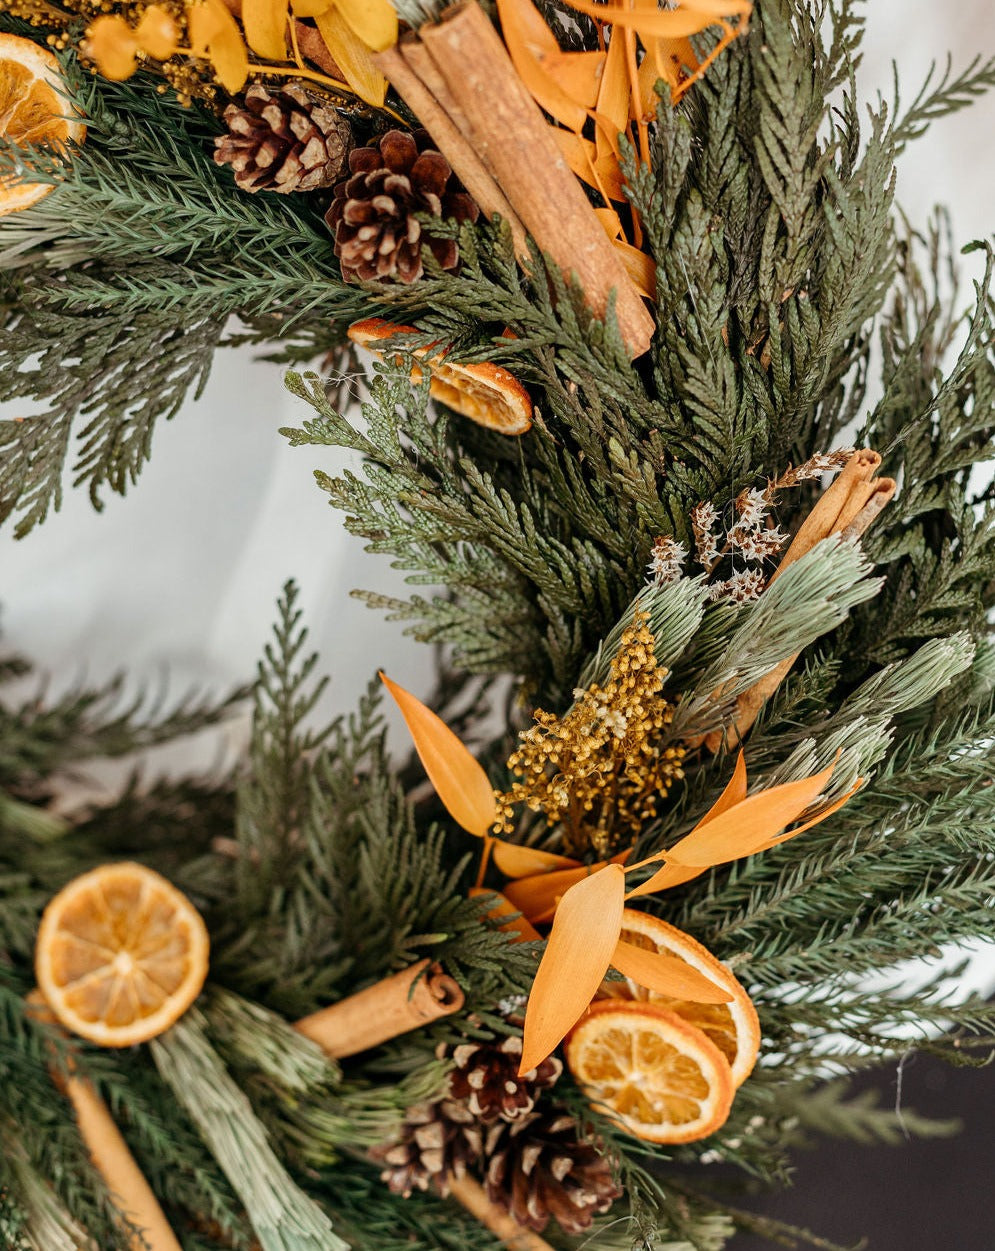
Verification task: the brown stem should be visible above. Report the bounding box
[294,959,464,1058]
[447,1175,556,1251]
[417,1,654,359]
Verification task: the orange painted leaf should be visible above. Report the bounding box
[491,841,580,879]
[290,0,329,16]
[503,850,632,921]
[504,863,598,921]
[611,236,656,298]
[241,0,287,60]
[593,28,629,159]
[186,0,248,92]
[760,778,862,851]
[624,859,703,899]
[561,0,749,39]
[469,887,542,943]
[667,761,837,868]
[519,865,626,1074]
[610,939,733,1003]
[697,750,748,827]
[496,0,588,131]
[380,673,496,838]
[334,0,397,52]
[314,6,386,105]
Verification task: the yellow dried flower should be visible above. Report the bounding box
[496,612,685,857]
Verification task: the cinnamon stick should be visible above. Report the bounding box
[417,1,654,359]
[293,959,464,1058]
[703,450,896,751]
[447,1175,556,1251]
[27,994,181,1251]
[375,40,529,259]
[66,1077,184,1251]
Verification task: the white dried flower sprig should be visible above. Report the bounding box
[648,449,853,604]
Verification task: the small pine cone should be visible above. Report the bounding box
[371,1099,483,1199]
[325,129,479,283]
[447,1037,562,1122]
[484,1109,623,1235]
[214,81,352,194]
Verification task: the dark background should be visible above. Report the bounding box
[729,1052,995,1250]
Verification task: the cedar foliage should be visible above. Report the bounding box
[2,0,995,1248]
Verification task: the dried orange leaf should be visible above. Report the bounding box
[504,850,631,921]
[562,0,749,39]
[84,16,138,80]
[187,0,248,92]
[612,235,656,297]
[610,939,733,1003]
[698,750,748,825]
[333,0,398,52]
[380,673,496,838]
[667,761,837,868]
[314,6,386,105]
[624,859,703,899]
[593,28,629,159]
[242,0,288,60]
[519,864,626,1073]
[760,778,861,851]
[491,841,580,879]
[496,0,588,130]
[469,887,542,943]
[134,6,180,59]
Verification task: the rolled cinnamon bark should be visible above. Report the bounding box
[703,450,896,751]
[26,994,182,1251]
[375,40,530,258]
[417,1,654,359]
[294,959,464,1058]
[66,1077,184,1251]
[447,1175,556,1251]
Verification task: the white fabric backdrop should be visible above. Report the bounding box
[2,6,994,983]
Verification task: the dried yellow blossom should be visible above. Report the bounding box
[496,612,685,857]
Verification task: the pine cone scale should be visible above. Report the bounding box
[326,128,478,284]
[214,81,352,195]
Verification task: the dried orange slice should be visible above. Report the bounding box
[35,862,209,1048]
[599,909,760,1087]
[348,317,533,435]
[566,1000,734,1143]
[0,34,85,217]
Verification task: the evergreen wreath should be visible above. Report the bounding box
[1,0,994,1248]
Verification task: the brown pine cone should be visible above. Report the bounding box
[325,129,478,284]
[214,81,352,195]
[484,1109,622,1235]
[447,1037,562,1122]
[370,1099,483,1199]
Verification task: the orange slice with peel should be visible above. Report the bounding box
[35,862,209,1048]
[0,34,85,216]
[599,909,759,1087]
[566,999,734,1143]
[348,317,533,435]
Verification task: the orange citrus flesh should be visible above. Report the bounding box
[566,1000,734,1143]
[348,317,533,435]
[35,862,209,1048]
[0,34,85,216]
[599,909,760,1087]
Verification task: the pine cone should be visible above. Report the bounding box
[371,1099,483,1199]
[325,129,478,284]
[484,1109,622,1235]
[447,1037,562,1122]
[214,81,352,194]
